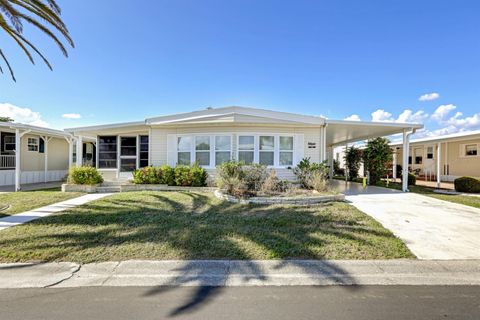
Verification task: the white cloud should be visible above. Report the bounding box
[371,109,393,122]
[344,114,361,121]
[419,92,440,102]
[0,102,49,127]
[431,104,456,121]
[444,112,480,131]
[62,113,82,119]
[371,108,428,123]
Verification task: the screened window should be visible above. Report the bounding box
[195,136,210,166]
[98,136,117,168]
[238,136,254,164]
[27,137,39,152]
[465,144,478,156]
[426,147,434,159]
[139,135,149,168]
[3,135,15,151]
[215,136,231,166]
[259,136,274,166]
[279,136,294,166]
[177,136,192,165]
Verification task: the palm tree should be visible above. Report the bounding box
[0,0,73,81]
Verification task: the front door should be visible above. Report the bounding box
[424,145,435,177]
[120,137,137,172]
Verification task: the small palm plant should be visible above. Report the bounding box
[0,0,73,81]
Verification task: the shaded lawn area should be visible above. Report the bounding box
[375,181,480,209]
[0,189,85,218]
[0,191,414,263]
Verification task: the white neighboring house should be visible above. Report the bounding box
[0,121,94,191]
[65,106,422,192]
[390,130,480,185]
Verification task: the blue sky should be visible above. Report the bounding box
[0,0,479,137]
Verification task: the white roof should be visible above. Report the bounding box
[390,129,480,146]
[0,122,72,139]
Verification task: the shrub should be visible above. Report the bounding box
[363,137,393,184]
[190,164,208,187]
[293,157,328,188]
[454,176,480,193]
[160,165,175,185]
[261,170,288,195]
[174,165,193,186]
[307,170,329,192]
[216,161,268,197]
[401,173,416,186]
[68,166,103,185]
[344,146,362,181]
[132,166,162,184]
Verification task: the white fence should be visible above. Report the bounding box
[0,155,15,168]
[0,170,68,186]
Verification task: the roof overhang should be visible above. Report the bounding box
[326,120,423,147]
[0,122,72,139]
[390,129,480,147]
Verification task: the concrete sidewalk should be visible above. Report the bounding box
[0,193,112,231]
[0,260,479,288]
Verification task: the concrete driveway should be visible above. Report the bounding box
[331,180,480,259]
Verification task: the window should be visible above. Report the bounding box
[259,136,274,166]
[238,136,254,164]
[426,147,434,159]
[139,135,149,168]
[465,144,478,156]
[215,136,231,166]
[27,137,39,152]
[177,136,192,165]
[3,135,15,151]
[98,136,117,168]
[279,136,293,166]
[195,136,210,166]
[120,137,137,172]
[414,148,422,165]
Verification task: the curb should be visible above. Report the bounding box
[1,259,479,288]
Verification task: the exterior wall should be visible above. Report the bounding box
[20,135,69,171]
[149,125,322,181]
[394,137,480,181]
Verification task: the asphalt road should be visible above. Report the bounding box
[0,286,479,320]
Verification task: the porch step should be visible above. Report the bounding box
[96,186,121,193]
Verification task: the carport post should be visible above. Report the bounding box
[14,129,21,192]
[402,129,411,192]
[436,142,441,188]
[392,148,397,181]
[76,135,83,167]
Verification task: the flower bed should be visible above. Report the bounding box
[214,189,344,205]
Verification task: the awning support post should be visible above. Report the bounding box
[392,148,397,182]
[436,142,441,188]
[402,129,414,192]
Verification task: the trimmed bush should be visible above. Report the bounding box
[68,166,103,185]
[454,176,480,193]
[160,165,175,185]
[132,166,162,184]
[190,164,208,187]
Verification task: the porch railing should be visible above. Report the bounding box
[0,155,15,168]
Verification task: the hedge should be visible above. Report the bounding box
[454,176,480,193]
[133,164,207,187]
[68,166,103,185]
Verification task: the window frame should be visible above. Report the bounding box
[279,135,294,167]
[27,137,39,152]
[236,134,295,168]
[98,135,118,169]
[214,135,232,166]
[195,136,211,166]
[464,144,479,157]
[3,135,15,152]
[176,134,233,168]
[237,135,256,165]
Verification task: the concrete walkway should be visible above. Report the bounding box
[0,260,479,288]
[331,180,480,260]
[0,193,112,231]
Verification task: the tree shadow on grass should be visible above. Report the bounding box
[0,191,411,316]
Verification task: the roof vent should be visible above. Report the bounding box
[206,106,213,110]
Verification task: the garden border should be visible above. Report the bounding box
[61,184,216,193]
[214,189,345,205]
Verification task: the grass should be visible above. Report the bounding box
[375,181,480,209]
[0,191,414,263]
[0,188,84,218]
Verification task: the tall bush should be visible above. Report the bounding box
[344,146,362,181]
[293,157,328,188]
[216,161,268,197]
[363,137,393,184]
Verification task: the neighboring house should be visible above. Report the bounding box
[391,130,480,184]
[65,106,422,191]
[0,122,95,190]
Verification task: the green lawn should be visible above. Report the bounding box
[376,181,480,209]
[0,189,84,218]
[0,191,414,263]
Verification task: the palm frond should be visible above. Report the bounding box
[0,0,72,81]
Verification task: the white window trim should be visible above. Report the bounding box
[27,137,39,152]
[237,133,295,168]
[279,135,294,167]
[460,143,479,158]
[214,135,232,167]
[176,134,233,168]
[3,135,15,151]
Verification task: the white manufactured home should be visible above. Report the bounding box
[65,106,422,192]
